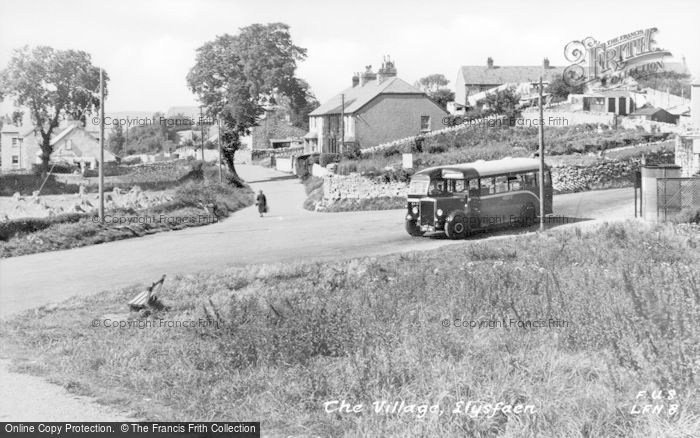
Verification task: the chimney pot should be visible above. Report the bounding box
[487,57,494,68]
[543,57,550,69]
[352,73,359,87]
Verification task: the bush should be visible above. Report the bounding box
[31,162,77,174]
[671,207,700,224]
[0,174,80,196]
[0,213,86,241]
[122,156,143,165]
[319,153,340,167]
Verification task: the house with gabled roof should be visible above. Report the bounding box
[305,57,448,154]
[1,120,117,172]
[455,57,564,109]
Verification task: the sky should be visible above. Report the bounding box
[1,0,699,113]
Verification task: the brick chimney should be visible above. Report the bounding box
[377,56,397,84]
[543,57,550,69]
[487,57,494,68]
[360,65,377,86]
[352,72,360,87]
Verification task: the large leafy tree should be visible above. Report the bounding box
[546,76,584,101]
[187,23,309,185]
[0,46,106,173]
[482,86,521,119]
[415,73,454,110]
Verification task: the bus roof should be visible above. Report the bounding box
[413,157,546,179]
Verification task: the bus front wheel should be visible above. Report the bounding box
[405,221,425,237]
[445,214,469,240]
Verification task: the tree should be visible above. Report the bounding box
[187,23,308,185]
[482,86,520,119]
[0,46,106,173]
[108,123,125,156]
[547,76,584,101]
[415,73,454,110]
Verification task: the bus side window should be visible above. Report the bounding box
[468,179,479,196]
[508,175,521,191]
[495,176,508,193]
[455,180,466,193]
[480,178,495,195]
[521,172,537,189]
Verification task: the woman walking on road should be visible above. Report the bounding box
[256,190,268,217]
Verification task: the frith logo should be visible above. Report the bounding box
[562,28,672,87]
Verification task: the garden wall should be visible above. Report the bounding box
[323,174,407,200]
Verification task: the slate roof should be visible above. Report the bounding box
[309,77,426,116]
[459,66,565,85]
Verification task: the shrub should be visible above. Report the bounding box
[0,213,86,241]
[671,207,700,224]
[319,153,340,167]
[122,156,143,165]
[0,174,80,196]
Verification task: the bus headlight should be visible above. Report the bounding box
[412,206,418,214]
[436,208,443,217]
[406,214,413,221]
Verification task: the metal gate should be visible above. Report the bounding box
[656,178,700,221]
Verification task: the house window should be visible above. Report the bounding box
[12,137,22,148]
[12,155,19,165]
[420,116,431,132]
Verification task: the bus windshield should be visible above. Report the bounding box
[408,179,430,195]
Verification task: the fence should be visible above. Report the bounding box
[656,178,700,221]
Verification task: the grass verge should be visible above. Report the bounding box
[0,181,254,258]
[1,221,699,436]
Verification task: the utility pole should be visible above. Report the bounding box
[99,68,105,222]
[538,76,545,232]
[217,114,223,182]
[200,106,205,162]
[340,93,345,155]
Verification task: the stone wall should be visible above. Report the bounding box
[323,173,407,200]
[319,152,675,204]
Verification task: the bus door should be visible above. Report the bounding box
[442,179,468,215]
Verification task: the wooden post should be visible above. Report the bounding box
[538,76,545,232]
[99,68,105,222]
[217,115,223,182]
[340,93,345,155]
[200,106,205,162]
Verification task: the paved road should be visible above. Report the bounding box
[0,164,635,318]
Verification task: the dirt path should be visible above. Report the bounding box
[0,360,136,421]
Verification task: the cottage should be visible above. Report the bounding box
[305,57,448,154]
[251,108,306,150]
[455,58,564,109]
[0,121,117,172]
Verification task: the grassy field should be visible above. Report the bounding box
[1,221,699,437]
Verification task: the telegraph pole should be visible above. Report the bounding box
[98,68,105,222]
[200,106,205,162]
[340,93,345,154]
[538,76,545,232]
[217,115,223,182]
